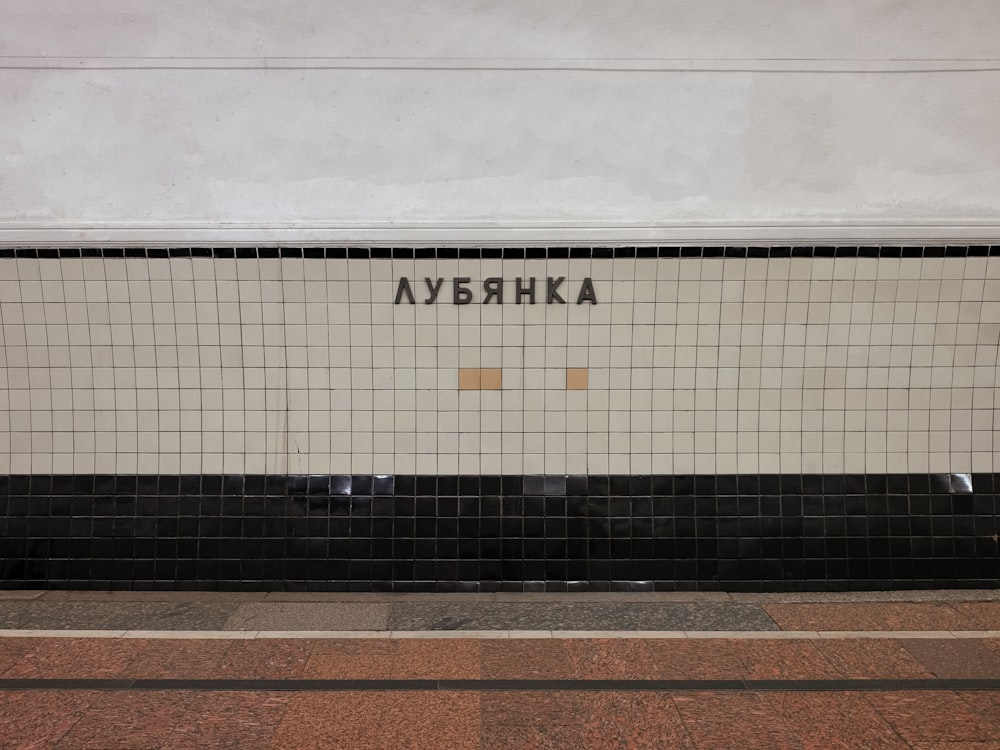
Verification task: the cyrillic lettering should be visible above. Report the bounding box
[394,277,415,304]
[453,277,473,305]
[397,276,595,304]
[546,276,565,304]
[516,277,536,304]
[576,277,597,305]
[424,277,444,304]
[483,277,504,304]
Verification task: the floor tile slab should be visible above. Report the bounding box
[481,640,575,680]
[763,604,974,632]
[122,639,234,679]
[53,691,289,750]
[224,603,390,631]
[0,602,236,631]
[302,639,393,679]
[736,639,843,680]
[269,693,385,750]
[388,602,778,631]
[673,692,804,750]
[865,691,1000,743]
[0,690,93,750]
[376,692,479,750]
[5,638,144,679]
[768,692,910,750]
[900,639,1000,679]
[813,638,934,679]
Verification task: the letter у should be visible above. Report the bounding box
[424,277,444,304]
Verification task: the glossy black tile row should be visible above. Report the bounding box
[1,473,997,592]
[0,473,984,497]
[3,246,999,259]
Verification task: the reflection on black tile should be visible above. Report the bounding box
[543,476,567,496]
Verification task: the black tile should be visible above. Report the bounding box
[543,476,566,496]
[2,471,996,592]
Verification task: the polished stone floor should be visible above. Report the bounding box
[0,590,998,749]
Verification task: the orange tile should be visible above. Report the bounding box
[458,368,481,390]
[566,368,588,390]
[479,368,503,390]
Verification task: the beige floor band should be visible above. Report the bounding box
[0,628,997,640]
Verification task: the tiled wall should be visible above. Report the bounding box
[1,246,998,591]
[2,247,999,477]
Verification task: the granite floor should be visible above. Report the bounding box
[0,591,998,749]
[1,589,999,632]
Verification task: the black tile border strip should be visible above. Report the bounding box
[0,472,986,496]
[1,473,997,592]
[1,678,999,692]
[3,246,1000,259]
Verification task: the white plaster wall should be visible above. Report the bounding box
[1,1,999,244]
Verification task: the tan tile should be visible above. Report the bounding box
[458,368,481,390]
[566,368,588,390]
[480,367,502,389]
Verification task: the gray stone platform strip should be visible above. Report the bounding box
[222,603,391,631]
[386,602,780,631]
[0,602,237,630]
[1,678,999,692]
[0,601,779,631]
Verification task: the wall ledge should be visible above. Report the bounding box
[2,220,1000,247]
